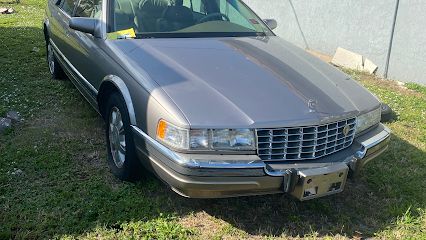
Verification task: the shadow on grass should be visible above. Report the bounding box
[1,25,425,239]
[171,132,426,237]
[0,25,187,239]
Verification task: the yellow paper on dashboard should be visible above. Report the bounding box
[107,28,136,39]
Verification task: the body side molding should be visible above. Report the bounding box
[49,39,99,96]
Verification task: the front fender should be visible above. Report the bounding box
[99,75,137,125]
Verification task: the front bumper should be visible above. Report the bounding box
[132,124,391,199]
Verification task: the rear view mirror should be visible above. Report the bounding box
[69,17,101,38]
[264,19,278,30]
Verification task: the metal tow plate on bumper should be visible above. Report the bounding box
[290,163,349,201]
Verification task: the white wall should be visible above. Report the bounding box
[244,0,425,84]
[387,0,426,84]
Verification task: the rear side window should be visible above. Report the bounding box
[61,0,77,15]
[74,0,103,18]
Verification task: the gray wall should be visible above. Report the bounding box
[244,0,425,84]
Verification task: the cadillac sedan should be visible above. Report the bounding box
[44,0,390,200]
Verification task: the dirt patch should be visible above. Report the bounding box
[362,75,422,96]
[307,49,333,63]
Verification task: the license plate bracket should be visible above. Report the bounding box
[290,163,349,201]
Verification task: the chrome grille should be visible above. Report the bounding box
[256,118,356,161]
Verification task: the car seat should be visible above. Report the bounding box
[137,0,169,32]
[157,0,194,32]
[114,0,139,31]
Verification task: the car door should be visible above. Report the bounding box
[50,0,78,60]
[64,0,106,106]
[48,0,98,107]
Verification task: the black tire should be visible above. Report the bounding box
[381,103,396,123]
[46,40,65,79]
[104,92,142,181]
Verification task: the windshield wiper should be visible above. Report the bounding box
[135,32,268,39]
[255,32,267,37]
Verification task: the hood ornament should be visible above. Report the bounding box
[308,99,317,113]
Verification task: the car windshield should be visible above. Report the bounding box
[109,0,273,38]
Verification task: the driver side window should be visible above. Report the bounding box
[74,0,102,18]
[60,0,77,15]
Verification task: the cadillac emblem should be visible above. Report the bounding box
[307,99,317,112]
[342,124,351,136]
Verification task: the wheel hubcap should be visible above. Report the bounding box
[109,107,126,168]
[47,43,55,74]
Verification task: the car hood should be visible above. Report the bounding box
[107,36,380,128]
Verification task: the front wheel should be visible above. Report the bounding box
[105,92,142,181]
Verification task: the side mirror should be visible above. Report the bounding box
[264,19,278,30]
[69,17,101,38]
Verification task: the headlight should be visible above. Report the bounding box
[189,129,209,150]
[157,120,189,150]
[157,120,256,151]
[356,108,381,134]
[211,129,255,150]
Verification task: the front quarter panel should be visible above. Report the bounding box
[99,40,190,138]
[101,75,137,125]
[99,73,188,140]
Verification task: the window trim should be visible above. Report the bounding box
[57,0,79,16]
[73,0,83,17]
[106,0,114,33]
[56,0,107,39]
[237,0,276,35]
[73,0,104,18]
[107,0,274,37]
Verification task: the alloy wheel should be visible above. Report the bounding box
[47,43,55,75]
[109,106,126,168]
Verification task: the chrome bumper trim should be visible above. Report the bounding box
[131,125,190,166]
[131,126,266,169]
[132,124,390,174]
[349,125,391,173]
[355,125,391,159]
[132,124,390,199]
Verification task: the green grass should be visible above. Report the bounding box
[405,82,426,96]
[1,1,425,239]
